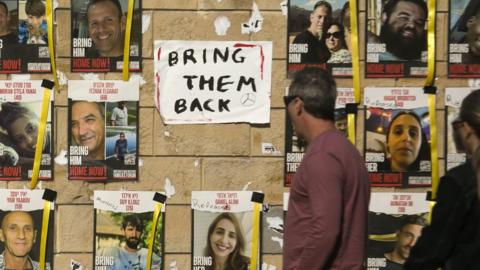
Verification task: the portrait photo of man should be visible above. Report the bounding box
[96,213,162,270]
[0,1,17,45]
[111,101,128,126]
[367,0,428,61]
[0,211,51,270]
[70,101,105,161]
[449,0,480,64]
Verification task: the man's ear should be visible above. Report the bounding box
[294,98,303,117]
[33,229,37,243]
[381,12,387,24]
[0,229,4,242]
[121,15,127,31]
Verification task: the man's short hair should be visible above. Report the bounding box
[0,1,8,14]
[25,0,45,17]
[1,211,36,230]
[71,101,105,119]
[289,68,337,121]
[122,214,144,232]
[313,0,332,14]
[87,0,123,19]
[399,215,427,231]
[382,0,427,20]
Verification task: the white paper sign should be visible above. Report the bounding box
[94,191,165,213]
[364,87,428,109]
[445,88,476,108]
[154,41,272,124]
[0,189,54,211]
[191,191,255,212]
[369,192,429,215]
[0,80,54,102]
[68,80,139,102]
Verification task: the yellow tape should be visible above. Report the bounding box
[347,113,356,145]
[428,94,439,199]
[249,203,261,270]
[146,202,162,270]
[349,0,361,103]
[427,201,436,223]
[39,200,51,270]
[122,0,135,81]
[45,0,58,89]
[369,233,397,241]
[29,89,51,189]
[425,0,436,86]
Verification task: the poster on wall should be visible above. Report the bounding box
[0,189,54,269]
[364,87,431,187]
[445,88,473,170]
[93,191,164,270]
[0,0,51,73]
[0,80,53,180]
[448,0,480,77]
[262,205,283,255]
[367,192,429,270]
[154,40,272,124]
[284,87,354,187]
[287,0,353,77]
[71,0,142,72]
[68,80,139,181]
[365,0,428,77]
[191,191,261,269]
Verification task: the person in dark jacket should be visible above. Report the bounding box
[404,89,480,270]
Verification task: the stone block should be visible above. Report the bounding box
[56,205,94,252]
[202,158,284,203]
[54,253,93,270]
[154,113,250,156]
[271,60,290,108]
[251,12,287,60]
[144,0,197,9]
[139,107,154,155]
[143,11,154,59]
[140,60,155,107]
[165,205,191,252]
[56,10,71,58]
[262,254,283,270]
[164,254,191,270]
[251,109,285,156]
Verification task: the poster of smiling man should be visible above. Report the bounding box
[93,191,164,270]
[366,0,428,77]
[191,191,261,270]
[154,41,272,124]
[71,0,142,72]
[0,189,54,270]
[0,80,53,180]
[68,80,138,181]
[364,87,431,187]
[287,0,353,77]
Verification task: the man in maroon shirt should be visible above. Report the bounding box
[283,68,370,269]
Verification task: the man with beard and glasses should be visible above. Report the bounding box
[369,0,427,61]
[97,215,161,270]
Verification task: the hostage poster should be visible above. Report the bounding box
[0,0,51,73]
[364,87,431,187]
[191,191,261,270]
[365,0,428,77]
[445,88,474,170]
[71,0,142,72]
[284,87,354,187]
[0,80,53,180]
[93,191,164,270]
[0,189,54,270]
[68,80,139,181]
[367,192,429,270]
[154,40,272,124]
[287,0,353,77]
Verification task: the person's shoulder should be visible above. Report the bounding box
[293,31,310,43]
[443,162,476,189]
[97,246,122,257]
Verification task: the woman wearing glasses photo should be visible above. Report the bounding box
[324,22,351,63]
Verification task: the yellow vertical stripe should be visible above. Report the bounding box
[45,0,58,89]
[146,203,162,270]
[428,95,439,199]
[29,89,51,189]
[347,113,356,145]
[39,201,51,270]
[250,203,261,270]
[425,0,436,86]
[349,0,361,103]
[122,0,135,81]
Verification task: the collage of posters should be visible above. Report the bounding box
[445,87,473,170]
[0,0,51,73]
[94,191,164,270]
[287,0,353,77]
[191,191,260,270]
[364,87,431,187]
[68,80,139,181]
[367,192,429,270]
[71,0,142,72]
[449,0,480,77]
[0,80,53,180]
[0,189,54,270]
[284,87,354,186]
[365,0,428,77]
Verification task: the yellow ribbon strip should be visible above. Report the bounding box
[250,202,261,270]
[369,233,397,241]
[45,0,58,89]
[349,0,361,103]
[122,0,135,81]
[29,88,51,189]
[39,200,52,270]
[146,202,163,270]
[427,201,436,223]
[347,113,356,145]
[425,0,436,86]
[428,94,439,199]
